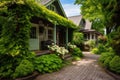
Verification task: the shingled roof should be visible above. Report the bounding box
[68,15,92,29]
[68,15,82,26]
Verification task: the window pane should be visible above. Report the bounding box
[30,27,37,38]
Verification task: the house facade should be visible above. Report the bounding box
[29,0,74,50]
[68,15,102,41]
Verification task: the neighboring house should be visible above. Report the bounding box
[68,15,102,41]
[29,0,75,51]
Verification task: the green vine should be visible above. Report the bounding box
[0,0,77,79]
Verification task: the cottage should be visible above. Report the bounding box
[29,0,77,51]
[68,15,102,41]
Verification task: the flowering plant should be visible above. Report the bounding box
[67,42,77,49]
[48,43,69,58]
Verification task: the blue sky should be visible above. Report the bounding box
[60,0,81,17]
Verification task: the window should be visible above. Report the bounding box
[80,19,85,29]
[92,34,94,39]
[84,34,87,40]
[47,5,56,11]
[30,27,37,38]
[48,29,53,40]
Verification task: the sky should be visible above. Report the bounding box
[60,0,81,17]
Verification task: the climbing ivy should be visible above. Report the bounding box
[0,0,78,56]
[0,0,77,79]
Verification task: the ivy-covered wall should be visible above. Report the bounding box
[0,0,77,79]
[0,0,77,56]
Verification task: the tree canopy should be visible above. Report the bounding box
[75,0,120,34]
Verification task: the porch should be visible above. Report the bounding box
[29,17,73,51]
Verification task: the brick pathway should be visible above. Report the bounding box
[34,52,115,80]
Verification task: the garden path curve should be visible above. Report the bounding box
[34,52,115,80]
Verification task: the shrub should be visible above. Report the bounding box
[0,52,35,79]
[68,43,83,59]
[109,55,120,74]
[48,44,69,59]
[99,52,115,63]
[85,40,96,50]
[35,54,63,73]
[97,44,106,54]
[72,47,83,58]
[72,32,84,45]
[91,48,99,54]
[13,59,34,78]
[109,27,120,55]
[98,35,107,44]
[103,56,112,68]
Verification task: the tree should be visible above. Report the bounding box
[75,0,120,34]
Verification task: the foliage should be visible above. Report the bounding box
[103,56,112,68]
[72,32,84,45]
[0,52,35,79]
[98,35,108,44]
[97,44,107,54]
[99,52,115,64]
[85,40,96,50]
[67,42,77,49]
[0,0,77,78]
[13,59,34,78]
[109,55,120,74]
[91,48,99,54]
[48,44,69,59]
[35,54,63,73]
[71,47,83,58]
[108,27,120,55]
[75,0,119,34]
[68,43,83,60]
[91,19,105,34]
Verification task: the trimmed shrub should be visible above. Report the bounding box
[109,56,120,74]
[13,59,34,78]
[35,54,63,73]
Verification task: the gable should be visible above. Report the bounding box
[36,0,67,17]
[68,15,92,29]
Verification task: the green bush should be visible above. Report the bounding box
[72,47,83,58]
[0,52,35,79]
[97,44,106,54]
[72,32,84,45]
[103,56,112,68]
[91,48,99,54]
[13,59,34,78]
[109,55,120,74]
[35,54,63,73]
[109,27,120,55]
[99,52,115,63]
[85,40,96,50]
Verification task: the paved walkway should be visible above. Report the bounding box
[34,52,115,80]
